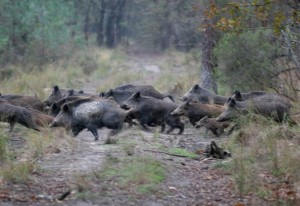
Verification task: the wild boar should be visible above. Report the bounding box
[44,85,84,107]
[170,100,225,125]
[0,100,41,132]
[62,89,94,98]
[100,84,175,104]
[48,96,94,117]
[29,109,55,128]
[180,84,269,105]
[120,92,184,134]
[0,93,44,111]
[231,90,268,101]
[195,116,230,136]
[216,97,291,122]
[180,84,227,104]
[50,98,131,141]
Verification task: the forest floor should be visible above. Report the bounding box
[0,53,272,206]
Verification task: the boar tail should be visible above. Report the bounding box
[163,94,175,102]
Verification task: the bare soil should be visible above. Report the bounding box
[0,54,272,206]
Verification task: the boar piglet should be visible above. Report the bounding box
[216,97,291,122]
[195,116,230,137]
[170,100,225,125]
[121,92,184,134]
[50,98,130,141]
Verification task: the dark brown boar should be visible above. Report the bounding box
[216,97,291,122]
[0,100,40,132]
[231,90,269,101]
[170,100,225,125]
[100,84,175,104]
[50,98,131,141]
[0,93,44,111]
[120,92,184,134]
[180,84,269,105]
[195,116,230,136]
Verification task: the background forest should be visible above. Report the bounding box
[0,0,299,97]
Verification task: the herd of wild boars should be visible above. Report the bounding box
[0,83,296,141]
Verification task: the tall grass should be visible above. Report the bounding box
[225,113,300,203]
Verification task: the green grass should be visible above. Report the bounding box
[0,161,40,183]
[167,147,198,159]
[0,131,7,161]
[98,156,166,194]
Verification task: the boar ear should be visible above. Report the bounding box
[52,103,58,110]
[227,97,236,108]
[68,89,74,96]
[107,89,113,96]
[193,84,199,90]
[133,92,141,99]
[99,92,104,97]
[53,85,60,93]
[62,104,70,113]
[233,90,242,101]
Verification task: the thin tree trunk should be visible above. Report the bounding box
[201,10,218,94]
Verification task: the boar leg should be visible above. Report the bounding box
[160,122,166,132]
[178,124,184,134]
[9,121,16,132]
[166,127,173,134]
[87,126,99,141]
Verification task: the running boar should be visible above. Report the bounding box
[49,96,94,116]
[50,98,130,141]
[120,92,184,134]
[170,100,225,125]
[231,90,268,101]
[216,97,291,122]
[0,93,44,111]
[101,84,175,104]
[195,116,230,136]
[180,84,268,105]
[44,85,83,107]
[0,100,46,132]
[180,84,226,104]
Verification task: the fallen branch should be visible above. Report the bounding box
[143,149,198,159]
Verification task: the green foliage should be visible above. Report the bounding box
[214,30,282,91]
[0,0,81,65]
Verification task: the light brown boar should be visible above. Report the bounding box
[170,100,225,125]
[0,93,44,111]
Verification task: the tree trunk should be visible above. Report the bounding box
[96,0,106,46]
[201,16,218,94]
